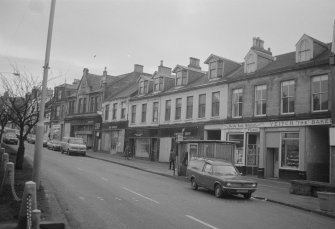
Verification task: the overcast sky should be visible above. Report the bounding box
[1,0,335,90]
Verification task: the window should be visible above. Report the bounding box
[245,53,256,73]
[298,39,311,62]
[121,102,126,119]
[56,106,60,118]
[90,97,94,112]
[203,164,213,174]
[112,103,117,120]
[175,98,182,120]
[209,62,217,79]
[232,89,243,118]
[105,104,109,121]
[83,98,87,113]
[255,85,267,116]
[141,104,147,123]
[281,80,295,114]
[176,71,187,86]
[77,99,81,113]
[312,75,328,112]
[131,105,136,124]
[57,90,62,100]
[186,96,193,119]
[212,92,220,117]
[154,77,163,92]
[281,133,299,168]
[139,80,148,95]
[165,100,171,121]
[69,101,75,114]
[217,61,223,77]
[198,94,206,118]
[152,102,158,123]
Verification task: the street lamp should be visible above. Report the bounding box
[32,0,56,190]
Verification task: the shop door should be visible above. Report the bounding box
[246,134,259,176]
[266,148,279,178]
[151,138,160,161]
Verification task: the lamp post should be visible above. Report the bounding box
[32,0,56,189]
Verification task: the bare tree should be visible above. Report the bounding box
[0,70,42,169]
[0,93,10,142]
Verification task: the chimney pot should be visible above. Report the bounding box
[134,64,143,73]
[160,60,163,66]
[188,57,201,69]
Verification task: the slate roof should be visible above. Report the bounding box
[104,71,151,101]
[86,73,102,91]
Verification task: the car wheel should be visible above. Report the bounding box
[243,193,252,200]
[191,178,198,190]
[214,184,223,198]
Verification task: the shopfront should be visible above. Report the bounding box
[100,121,127,154]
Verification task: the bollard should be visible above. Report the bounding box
[17,181,37,229]
[6,162,20,201]
[1,153,9,173]
[32,209,41,229]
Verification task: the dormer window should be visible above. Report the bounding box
[176,70,187,86]
[209,61,223,79]
[139,80,148,95]
[245,53,256,73]
[298,39,311,62]
[154,77,163,92]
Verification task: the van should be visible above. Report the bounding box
[61,137,86,156]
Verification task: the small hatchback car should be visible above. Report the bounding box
[186,158,257,199]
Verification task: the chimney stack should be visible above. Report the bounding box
[158,60,171,76]
[188,57,201,69]
[134,64,143,73]
[83,68,89,76]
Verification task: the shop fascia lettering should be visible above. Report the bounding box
[222,118,331,130]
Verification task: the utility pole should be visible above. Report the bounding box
[32,0,56,189]
[330,19,335,185]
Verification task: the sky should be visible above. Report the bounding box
[1,0,335,92]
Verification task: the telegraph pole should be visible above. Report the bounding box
[32,0,56,189]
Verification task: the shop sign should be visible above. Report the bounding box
[134,133,143,137]
[222,118,331,130]
[109,126,118,129]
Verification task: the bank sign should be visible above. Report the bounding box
[222,118,332,131]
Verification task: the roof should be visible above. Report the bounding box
[172,64,206,74]
[104,71,152,101]
[86,73,102,91]
[204,54,241,65]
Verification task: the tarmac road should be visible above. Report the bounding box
[23,143,335,229]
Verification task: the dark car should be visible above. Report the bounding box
[47,140,62,151]
[3,133,18,145]
[186,158,257,199]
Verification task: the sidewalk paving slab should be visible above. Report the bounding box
[87,150,335,219]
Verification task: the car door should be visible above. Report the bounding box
[202,163,214,190]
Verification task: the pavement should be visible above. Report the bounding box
[86,150,335,219]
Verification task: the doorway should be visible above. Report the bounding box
[266,148,279,178]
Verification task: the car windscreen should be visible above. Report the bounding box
[69,139,84,144]
[213,165,239,176]
[7,134,16,138]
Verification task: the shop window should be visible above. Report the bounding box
[281,133,299,168]
[212,91,220,117]
[228,134,244,165]
[281,80,295,114]
[312,75,328,112]
[186,96,193,119]
[255,85,267,116]
[232,88,243,118]
[198,94,206,118]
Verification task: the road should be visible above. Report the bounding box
[19,143,335,229]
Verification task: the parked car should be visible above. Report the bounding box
[27,134,36,144]
[186,158,257,199]
[47,140,62,151]
[61,137,86,156]
[3,133,18,145]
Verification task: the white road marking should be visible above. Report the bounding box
[97,197,104,201]
[115,197,122,201]
[78,196,85,200]
[122,187,159,204]
[185,215,219,229]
